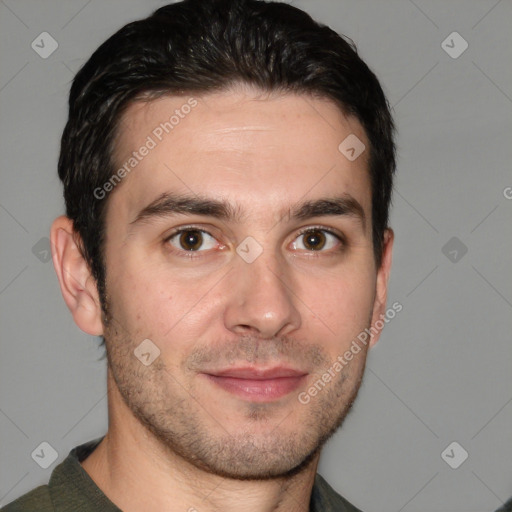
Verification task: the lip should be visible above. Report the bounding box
[203,366,308,402]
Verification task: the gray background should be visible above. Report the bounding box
[1,1,511,511]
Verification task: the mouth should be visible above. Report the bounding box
[202,366,308,402]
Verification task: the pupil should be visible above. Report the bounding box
[181,230,202,251]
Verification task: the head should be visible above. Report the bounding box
[51,0,396,480]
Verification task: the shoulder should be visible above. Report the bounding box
[495,497,512,512]
[1,436,109,512]
[0,485,54,512]
[311,473,364,512]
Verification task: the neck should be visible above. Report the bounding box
[81,371,320,512]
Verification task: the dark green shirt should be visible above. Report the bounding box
[495,497,512,512]
[1,437,363,511]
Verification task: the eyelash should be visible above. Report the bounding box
[163,225,345,259]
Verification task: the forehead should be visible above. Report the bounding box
[108,87,372,227]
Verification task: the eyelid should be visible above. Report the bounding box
[294,225,346,244]
[163,224,219,242]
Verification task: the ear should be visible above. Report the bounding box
[368,228,394,348]
[50,216,104,336]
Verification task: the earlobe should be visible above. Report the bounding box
[50,216,104,336]
[368,228,394,348]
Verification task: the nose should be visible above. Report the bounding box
[223,250,302,339]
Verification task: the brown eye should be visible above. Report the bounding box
[167,229,217,252]
[179,230,203,251]
[302,230,326,251]
[291,228,342,252]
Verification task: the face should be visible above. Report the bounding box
[98,86,391,479]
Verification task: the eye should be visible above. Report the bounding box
[166,228,218,252]
[291,228,343,252]
[164,226,344,259]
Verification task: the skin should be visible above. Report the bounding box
[51,84,393,512]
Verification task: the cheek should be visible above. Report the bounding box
[106,264,177,337]
[108,260,222,344]
[310,269,376,342]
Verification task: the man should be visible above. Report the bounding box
[2,0,395,510]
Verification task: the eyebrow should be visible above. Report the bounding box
[130,192,366,230]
